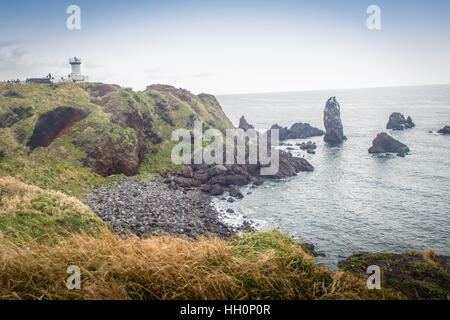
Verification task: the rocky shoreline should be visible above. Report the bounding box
[86,178,253,239]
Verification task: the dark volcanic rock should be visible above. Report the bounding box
[87,178,251,239]
[229,186,244,199]
[209,184,224,196]
[266,151,314,179]
[339,251,450,300]
[238,116,254,131]
[267,123,324,141]
[368,132,410,156]
[268,124,289,140]
[438,125,450,134]
[298,141,317,151]
[301,242,326,258]
[323,97,346,144]
[27,107,88,150]
[286,123,324,139]
[386,112,415,130]
[170,150,313,194]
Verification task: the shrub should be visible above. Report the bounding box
[3,90,24,98]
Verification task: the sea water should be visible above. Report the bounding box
[215,85,450,270]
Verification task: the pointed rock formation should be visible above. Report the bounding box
[238,116,254,131]
[386,112,415,130]
[438,125,450,134]
[368,132,410,156]
[323,97,346,144]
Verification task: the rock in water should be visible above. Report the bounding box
[368,132,410,156]
[437,125,450,134]
[298,141,317,151]
[266,123,324,141]
[323,97,346,144]
[268,124,289,140]
[285,123,324,139]
[238,116,254,131]
[386,112,415,130]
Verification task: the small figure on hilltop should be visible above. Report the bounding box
[323,97,346,144]
[386,112,415,130]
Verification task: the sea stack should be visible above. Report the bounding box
[368,132,410,156]
[323,97,346,144]
[386,112,415,130]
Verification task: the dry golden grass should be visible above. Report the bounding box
[0,176,383,300]
[0,228,384,300]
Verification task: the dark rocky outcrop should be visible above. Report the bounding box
[238,116,254,131]
[267,123,324,141]
[287,123,324,139]
[437,125,450,134]
[386,112,415,130]
[297,141,317,151]
[268,124,289,140]
[266,151,314,179]
[27,107,88,150]
[339,251,450,300]
[368,132,410,156]
[323,97,346,144]
[168,150,313,196]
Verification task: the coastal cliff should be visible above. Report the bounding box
[0,83,447,300]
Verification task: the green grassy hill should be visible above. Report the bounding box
[0,82,233,196]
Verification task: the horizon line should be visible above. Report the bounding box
[214,82,450,96]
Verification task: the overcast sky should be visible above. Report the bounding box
[1,0,449,94]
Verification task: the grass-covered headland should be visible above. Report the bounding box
[0,82,447,300]
[0,176,385,300]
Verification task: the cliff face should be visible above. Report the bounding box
[0,82,233,195]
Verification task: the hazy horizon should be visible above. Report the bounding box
[1,0,450,94]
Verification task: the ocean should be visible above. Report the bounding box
[215,85,450,270]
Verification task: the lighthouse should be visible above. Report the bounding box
[69,57,87,82]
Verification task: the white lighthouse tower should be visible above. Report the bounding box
[69,57,87,82]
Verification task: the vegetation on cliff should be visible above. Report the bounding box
[0,82,446,300]
[0,82,233,196]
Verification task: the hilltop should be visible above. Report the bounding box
[0,82,233,196]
